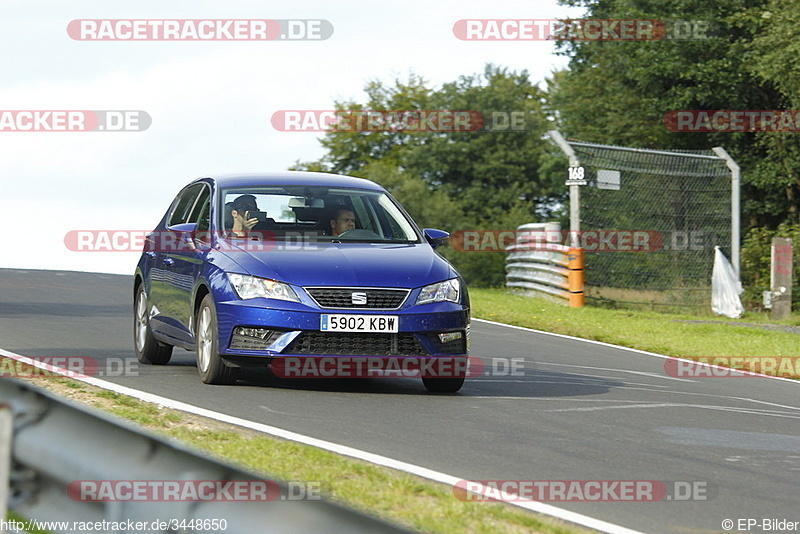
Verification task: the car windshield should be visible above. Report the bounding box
[219,186,420,243]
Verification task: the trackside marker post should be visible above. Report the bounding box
[548,131,585,308]
[770,237,793,320]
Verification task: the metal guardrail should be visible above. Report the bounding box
[0,377,410,534]
[505,222,584,307]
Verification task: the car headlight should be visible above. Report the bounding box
[416,278,460,305]
[227,274,300,302]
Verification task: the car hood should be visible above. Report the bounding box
[217,241,454,288]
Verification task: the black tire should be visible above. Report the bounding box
[195,294,238,385]
[134,285,173,365]
[422,376,465,393]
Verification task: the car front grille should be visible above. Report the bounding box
[305,287,409,309]
[285,332,427,356]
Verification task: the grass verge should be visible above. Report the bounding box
[471,288,800,376]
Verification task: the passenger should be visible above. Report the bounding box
[330,208,356,236]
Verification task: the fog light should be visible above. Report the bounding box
[438,331,462,344]
[230,327,278,351]
[235,327,273,339]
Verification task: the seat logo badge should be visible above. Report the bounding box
[351,292,367,305]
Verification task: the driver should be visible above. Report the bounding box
[330,208,356,236]
[228,194,260,238]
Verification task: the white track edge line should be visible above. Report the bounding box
[473,318,800,383]
[0,347,644,534]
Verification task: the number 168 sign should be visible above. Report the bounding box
[566,166,587,186]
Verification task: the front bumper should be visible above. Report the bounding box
[215,299,469,365]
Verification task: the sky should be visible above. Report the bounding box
[0,0,585,275]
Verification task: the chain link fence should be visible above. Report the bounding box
[548,133,738,311]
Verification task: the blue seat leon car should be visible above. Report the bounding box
[133,172,470,392]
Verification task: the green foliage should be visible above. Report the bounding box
[743,0,800,225]
[354,160,465,233]
[745,0,800,108]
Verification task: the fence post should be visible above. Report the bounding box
[547,130,584,249]
[712,147,741,278]
[548,130,585,307]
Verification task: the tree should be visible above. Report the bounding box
[743,0,800,223]
[550,0,799,228]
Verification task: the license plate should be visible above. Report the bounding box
[320,314,399,333]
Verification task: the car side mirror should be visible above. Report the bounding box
[423,228,450,249]
[167,222,199,251]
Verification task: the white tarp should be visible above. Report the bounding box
[712,246,745,318]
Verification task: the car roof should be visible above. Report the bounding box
[197,171,386,191]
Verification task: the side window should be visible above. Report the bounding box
[168,183,204,226]
[188,185,211,231]
[195,199,211,233]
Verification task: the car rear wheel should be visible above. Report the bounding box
[421,376,465,393]
[196,294,238,385]
[134,285,173,365]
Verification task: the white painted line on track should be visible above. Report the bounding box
[0,346,644,534]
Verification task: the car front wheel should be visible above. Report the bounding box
[196,294,238,385]
[134,285,173,365]
[422,376,465,393]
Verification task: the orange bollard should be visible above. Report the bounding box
[568,247,583,270]
[568,247,584,308]
[568,269,584,293]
